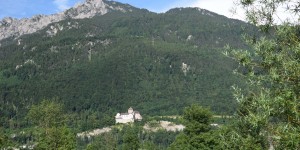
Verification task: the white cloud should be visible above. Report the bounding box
[253,0,299,24]
[54,0,71,11]
[159,0,245,21]
[189,0,245,21]
[189,0,298,24]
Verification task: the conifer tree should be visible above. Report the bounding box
[169,104,220,149]
[122,125,140,150]
[27,100,76,150]
[221,0,300,149]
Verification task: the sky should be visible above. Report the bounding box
[0,0,245,20]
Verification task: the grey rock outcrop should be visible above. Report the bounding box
[0,0,120,40]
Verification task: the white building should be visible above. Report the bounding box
[115,107,142,124]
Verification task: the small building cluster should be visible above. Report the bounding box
[115,107,142,124]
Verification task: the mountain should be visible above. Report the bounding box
[0,0,257,130]
[0,0,137,40]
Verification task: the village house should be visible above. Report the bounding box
[115,107,142,124]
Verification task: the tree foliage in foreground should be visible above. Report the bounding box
[27,100,76,150]
[122,125,140,150]
[221,0,300,149]
[0,127,13,149]
[84,125,178,150]
[169,104,220,149]
[86,132,117,150]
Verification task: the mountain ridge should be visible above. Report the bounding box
[0,0,246,41]
[0,0,139,41]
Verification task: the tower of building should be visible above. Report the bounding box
[128,107,133,114]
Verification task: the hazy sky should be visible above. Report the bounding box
[0,0,244,20]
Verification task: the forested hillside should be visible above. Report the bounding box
[0,2,258,131]
[3,0,298,149]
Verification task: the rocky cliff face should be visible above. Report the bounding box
[0,0,128,40]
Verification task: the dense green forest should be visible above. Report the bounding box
[1,0,298,149]
[0,5,257,131]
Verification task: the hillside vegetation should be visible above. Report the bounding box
[0,6,258,130]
